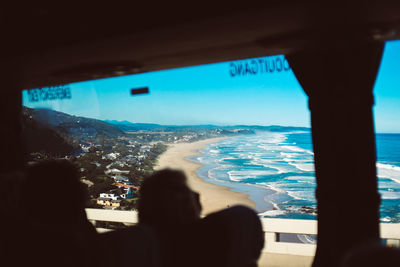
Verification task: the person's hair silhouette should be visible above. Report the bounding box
[138,168,202,228]
[137,169,202,267]
[20,160,98,267]
[137,168,264,267]
[23,159,89,225]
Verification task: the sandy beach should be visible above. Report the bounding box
[154,137,256,216]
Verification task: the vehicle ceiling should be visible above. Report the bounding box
[3,2,400,90]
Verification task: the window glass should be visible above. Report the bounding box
[374,39,400,223]
[22,55,316,223]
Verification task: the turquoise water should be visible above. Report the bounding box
[376,134,400,222]
[192,131,400,222]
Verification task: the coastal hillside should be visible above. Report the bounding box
[23,107,125,140]
[21,111,76,157]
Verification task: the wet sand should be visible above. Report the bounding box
[154,137,256,215]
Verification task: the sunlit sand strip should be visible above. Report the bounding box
[155,137,256,216]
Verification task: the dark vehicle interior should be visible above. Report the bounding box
[2,2,400,267]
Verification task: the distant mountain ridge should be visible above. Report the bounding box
[104,120,162,131]
[23,106,309,141]
[105,119,310,132]
[21,107,310,157]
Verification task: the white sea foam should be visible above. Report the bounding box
[257,144,280,151]
[280,152,302,159]
[286,190,315,202]
[285,176,316,184]
[207,169,218,180]
[261,178,315,202]
[266,165,291,174]
[208,166,231,180]
[249,158,293,174]
[281,145,314,155]
[229,152,252,159]
[377,163,400,184]
[258,182,315,203]
[271,165,292,174]
[218,157,236,163]
[249,158,273,166]
[379,190,400,200]
[196,157,204,163]
[285,176,314,181]
[270,136,287,144]
[257,183,286,194]
[248,152,264,157]
[377,163,400,172]
[227,170,278,181]
[258,209,286,217]
[286,191,304,200]
[256,132,288,144]
[381,217,392,222]
[288,162,315,172]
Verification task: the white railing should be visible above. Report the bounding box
[85,209,400,257]
[380,223,400,247]
[86,208,138,224]
[85,208,138,232]
[261,218,317,256]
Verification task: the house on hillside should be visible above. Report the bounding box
[97,187,134,207]
[113,175,132,185]
[104,168,129,175]
[115,182,139,190]
[102,152,120,160]
[110,199,121,207]
[119,187,134,199]
[97,197,121,207]
[99,189,123,200]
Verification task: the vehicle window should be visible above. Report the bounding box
[22,54,316,218]
[374,39,400,223]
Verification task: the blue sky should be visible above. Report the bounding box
[23,40,400,132]
[373,40,400,133]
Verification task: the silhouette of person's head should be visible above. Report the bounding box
[19,160,98,267]
[22,159,89,226]
[138,168,202,228]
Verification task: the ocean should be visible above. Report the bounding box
[190,131,400,223]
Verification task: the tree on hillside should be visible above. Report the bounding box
[87,177,117,198]
[129,168,146,186]
[114,143,129,157]
[120,199,137,211]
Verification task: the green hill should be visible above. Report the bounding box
[21,110,76,157]
[23,107,125,141]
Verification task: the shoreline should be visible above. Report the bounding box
[154,137,257,216]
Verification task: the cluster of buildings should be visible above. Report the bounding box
[97,168,140,208]
[96,178,139,208]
